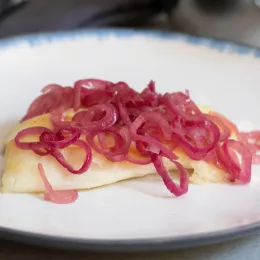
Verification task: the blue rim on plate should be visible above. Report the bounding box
[1,28,260,252]
[1,28,260,57]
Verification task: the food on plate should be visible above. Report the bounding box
[1,79,259,204]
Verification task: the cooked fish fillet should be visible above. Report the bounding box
[1,106,237,193]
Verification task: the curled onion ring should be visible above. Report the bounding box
[151,153,189,196]
[51,140,92,174]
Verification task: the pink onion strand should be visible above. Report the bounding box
[38,163,78,204]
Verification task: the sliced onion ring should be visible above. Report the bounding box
[86,127,131,162]
[205,114,231,142]
[15,127,53,150]
[72,104,118,132]
[130,112,178,160]
[216,140,252,183]
[151,153,189,196]
[39,127,81,149]
[51,140,92,174]
[38,163,78,204]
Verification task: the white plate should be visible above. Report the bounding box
[0,29,260,252]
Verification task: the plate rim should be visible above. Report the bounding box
[1,28,260,252]
[0,28,260,58]
[0,221,260,252]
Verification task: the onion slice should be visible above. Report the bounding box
[38,163,78,204]
[72,104,118,132]
[74,78,113,90]
[211,111,239,136]
[51,140,92,174]
[15,126,81,151]
[86,127,131,162]
[40,127,81,149]
[50,108,78,129]
[73,81,82,111]
[130,112,178,160]
[162,92,203,121]
[151,153,189,196]
[41,84,64,94]
[15,127,53,150]
[216,140,252,183]
[239,131,260,164]
[205,113,231,142]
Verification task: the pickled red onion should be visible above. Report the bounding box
[130,112,178,161]
[15,126,80,150]
[211,111,239,137]
[73,81,82,112]
[163,92,203,121]
[51,140,92,174]
[216,140,252,183]
[16,78,259,203]
[21,85,74,122]
[15,127,53,150]
[205,114,231,142]
[86,128,131,162]
[74,78,113,90]
[41,84,63,94]
[239,131,260,164]
[151,153,189,196]
[72,104,118,132]
[38,163,78,204]
[40,127,81,149]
